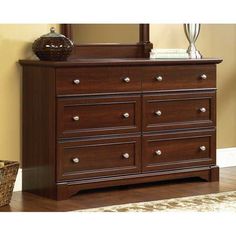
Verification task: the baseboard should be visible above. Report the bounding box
[13,147,236,192]
[217,147,236,168]
[13,168,22,192]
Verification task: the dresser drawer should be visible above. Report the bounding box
[56,67,141,95]
[57,95,141,138]
[142,65,216,91]
[143,91,216,132]
[57,136,141,181]
[142,130,216,172]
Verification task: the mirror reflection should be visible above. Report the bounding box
[71,24,139,44]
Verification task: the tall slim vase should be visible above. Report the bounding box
[184,24,202,59]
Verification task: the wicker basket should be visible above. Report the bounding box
[0,160,19,207]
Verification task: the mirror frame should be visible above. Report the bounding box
[61,24,153,59]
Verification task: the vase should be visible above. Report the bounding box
[184,24,202,59]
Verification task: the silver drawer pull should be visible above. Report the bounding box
[72,157,80,163]
[73,79,80,85]
[123,113,130,118]
[155,110,162,116]
[123,153,130,159]
[200,74,207,80]
[155,150,162,156]
[200,146,206,151]
[156,76,163,82]
[200,107,206,113]
[73,116,80,121]
[123,77,131,83]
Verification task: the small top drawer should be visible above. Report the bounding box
[56,67,141,95]
[142,65,216,91]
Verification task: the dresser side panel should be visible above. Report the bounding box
[22,66,56,199]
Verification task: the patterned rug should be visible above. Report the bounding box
[78,191,236,212]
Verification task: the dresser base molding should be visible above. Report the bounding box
[55,166,219,200]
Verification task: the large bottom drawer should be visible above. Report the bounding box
[142,130,216,172]
[57,136,141,181]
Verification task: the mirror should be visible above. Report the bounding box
[61,24,152,58]
[71,24,140,44]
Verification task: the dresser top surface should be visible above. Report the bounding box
[19,58,222,67]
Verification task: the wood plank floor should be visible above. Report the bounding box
[1,167,236,212]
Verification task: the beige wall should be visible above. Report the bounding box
[150,24,236,149]
[0,24,235,162]
[0,24,59,162]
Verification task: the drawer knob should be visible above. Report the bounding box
[73,79,80,85]
[72,157,80,163]
[155,150,162,156]
[200,74,207,80]
[123,77,131,83]
[200,107,206,113]
[73,116,80,121]
[156,76,163,82]
[155,110,162,116]
[200,146,206,151]
[123,113,130,118]
[123,153,130,159]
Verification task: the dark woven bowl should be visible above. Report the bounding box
[32,27,74,61]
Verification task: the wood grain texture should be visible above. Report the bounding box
[57,135,141,181]
[142,129,216,172]
[22,66,57,199]
[55,166,218,200]
[69,43,152,59]
[20,58,221,200]
[57,95,141,138]
[143,91,216,132]
[56,66,141,95]
[142,64,216,92]
[2,166,234,212]
[19,58,222,67]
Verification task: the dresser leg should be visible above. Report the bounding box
[198,166,219,182]
[56,184,70,200]
[209,166,220,182]
[56,183,82,200]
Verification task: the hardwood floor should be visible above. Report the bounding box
[1,167,236,212]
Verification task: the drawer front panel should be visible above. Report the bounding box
[142,65,216,91]
[143,91,216,132]
[57,95,141,138]
[56,67,141,95]
[142,130,216,172]
[57,136,141,180]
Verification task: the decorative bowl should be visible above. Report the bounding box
[32,27,73,61]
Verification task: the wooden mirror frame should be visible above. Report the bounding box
[61,24,153,59]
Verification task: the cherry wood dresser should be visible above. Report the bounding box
[20,58,222,200]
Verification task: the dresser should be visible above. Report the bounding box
[20,58,222,200]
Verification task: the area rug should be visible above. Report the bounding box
[77,191,236,212]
